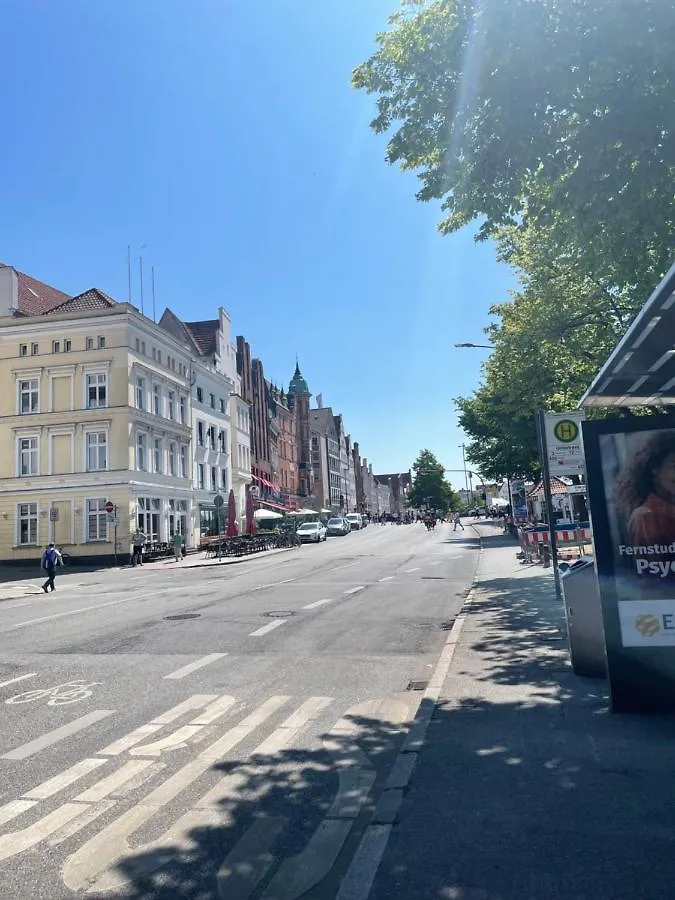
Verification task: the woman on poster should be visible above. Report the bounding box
[613,432,675,548]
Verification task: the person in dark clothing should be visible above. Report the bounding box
[41,542,62,593]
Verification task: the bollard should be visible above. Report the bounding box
[541,543,551,567]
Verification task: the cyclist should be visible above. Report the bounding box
[40,541,63,593]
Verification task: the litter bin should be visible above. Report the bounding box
[560,558,607,678]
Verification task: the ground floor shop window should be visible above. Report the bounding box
[199,504,220,537]
[17,502,38,545]
[86,498,108,542]
[138,497,161,541]
[168,499,188,537]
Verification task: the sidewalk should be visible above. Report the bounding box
[0,546,295,601]
[369,523,675,900]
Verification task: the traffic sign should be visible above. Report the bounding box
[107,515,119,525]
[104,500,114,514]
[544,412,586,474]
[49,508,59,522]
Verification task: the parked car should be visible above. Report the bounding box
[327,517,350,536]
[296,521,327,543]
[345,513,363,530]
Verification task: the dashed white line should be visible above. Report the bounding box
[164,653,228,680]
[378,576,394,582]
[2,710,115,761]
[1,598,135,632]
[302,598,334,610]
[404,567,420,573]
[0,673,36,690]
[249,620,286,637]
[343,586,365,596]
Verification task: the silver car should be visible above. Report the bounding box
[296,521,328,543]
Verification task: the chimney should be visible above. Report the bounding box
[0,267,19,316]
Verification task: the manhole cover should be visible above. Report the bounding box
[264,611,295,618]
[165,613,201,621]
[406,680,429,691]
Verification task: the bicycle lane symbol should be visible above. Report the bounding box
[5,681,101,706]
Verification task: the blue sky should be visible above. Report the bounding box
[0,0,514,486]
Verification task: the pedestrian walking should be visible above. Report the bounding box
[172,531,184,562]
[41,541,62,593]
[453,513,464,532]
[131,529,146,566]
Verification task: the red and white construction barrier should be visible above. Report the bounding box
[522,527,590,546]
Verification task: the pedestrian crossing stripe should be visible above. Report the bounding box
[0,693,414,898]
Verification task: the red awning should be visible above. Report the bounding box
[257,499,289,511]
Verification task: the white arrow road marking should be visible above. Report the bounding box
[260,698,410,900]
[62,695,291,893]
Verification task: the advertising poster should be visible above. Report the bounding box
[583,415,675,712]
[510,478,528,524]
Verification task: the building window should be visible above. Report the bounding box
[86,337,94,351]
[168,442,177,476]
[86,431,108,471]
[221,468,228,490]
[153,437,163,473]
[98,336,105,349]
[86,373,107,408]
[31,343,39,356]
[86,499,108,542]
[135,376,145,409]
[19,379,39,414]
[152,348,157,361]
[179,396,187,424]
[219,429,226,452]
[197,421,205,447]
[18,436,39,476]
[141,341,146,355]
[19,344,27,357]
[135,338,140,352]
[152,384,162,416]
[196,387,203,403]
[52,340,60,353]
[17,502,38,546]
[168,391,175,420]
[211,466,217,491]
[171,358,176,371]
[209,426,216,450]
[210,393,215,409]
[64,339,72,352]
[136,432,147,470]
[198,463,205,490]
[180,445,188,478]
[220,398,225,413]
[137,497,161,542]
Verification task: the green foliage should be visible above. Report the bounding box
[353,0,675,295]
[407,449,457,513]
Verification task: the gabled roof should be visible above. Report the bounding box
[1,264,71,316]
[46,288,118,316]
[528,476,573,498]
[185,319,218,357]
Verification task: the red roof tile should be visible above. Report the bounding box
[46,288,118,316]
[0,265,72,316]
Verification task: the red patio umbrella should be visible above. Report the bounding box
[245,487,256,535]
[226,489,239,537]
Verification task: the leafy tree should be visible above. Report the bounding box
[407,449,458,513]
[353,0,675,297]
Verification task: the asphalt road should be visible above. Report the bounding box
[0,521,478,899]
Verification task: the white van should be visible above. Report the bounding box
[345,513,363,530]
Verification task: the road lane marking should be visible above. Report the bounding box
[249,619,286,637]
[302,598,333,609]
[23,758,107,800]
[378,576,394,582]
[252,578,295,592]
[0,800,37,827]
[0,673,36,690]
[152,694,219,725]
[2,598,134,632]
[335,824,392,900]
[62,695,291,892]
[75,759,158,802]
[217,816,286,900]
[404,567,420,573]
[262,819,353,899]
[163,652,228,680]
[2,710,115,760]
[343,586,365,595]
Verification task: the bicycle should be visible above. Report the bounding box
[5,680,101,706]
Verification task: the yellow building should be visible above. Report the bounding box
[0,270,196,563]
